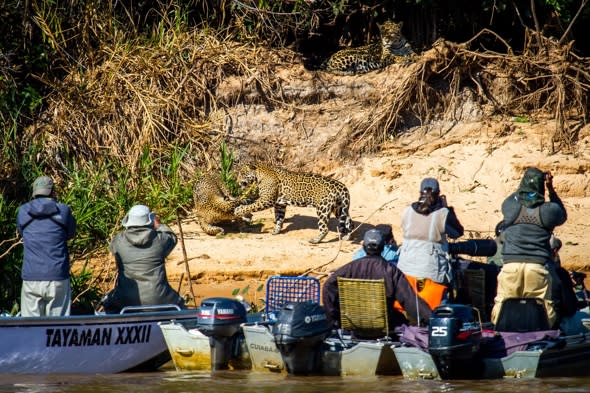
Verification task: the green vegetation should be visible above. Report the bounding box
[219,142,240,197]
[1,0,589,311]
[232,283,265,313]
[513,116,530,123]
[0,145,195,313]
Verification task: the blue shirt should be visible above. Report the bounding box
[352,244,399,265]
[17,197,76,281]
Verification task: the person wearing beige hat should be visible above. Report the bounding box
[102,204,185,313]
[16,175,77,317]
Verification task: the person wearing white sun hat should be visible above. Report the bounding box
[102,204,185,313]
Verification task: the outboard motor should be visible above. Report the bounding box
[197,297,249,370]
[428,304,482,379]
[272,302,331,375]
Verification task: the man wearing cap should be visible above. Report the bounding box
[16,175,77,317]
[102,204,185,313]
[322,229,432,335]
[490,168,567,328]
[352,223,399,265]
[396,177,463,309]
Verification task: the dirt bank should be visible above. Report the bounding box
[142,118,590,307]
[81,58,590,308]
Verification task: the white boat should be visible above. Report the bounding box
[241,323,284,372]
[0,305,198,374]
[243,322,399,376]
[158,320,212,371]
[393,303,590,380]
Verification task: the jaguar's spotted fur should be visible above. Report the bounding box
[193,172,255,236]
[233,163,352,244]
[324,20,415,76]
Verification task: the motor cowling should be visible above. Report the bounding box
[428,304,482,379]
[197,297,248,370]
[272,302,331,375]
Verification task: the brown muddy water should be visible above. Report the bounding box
[1,370,590,393]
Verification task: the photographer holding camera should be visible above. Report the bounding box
[490,167,567,328]
[396,177,464,309]
[102,204,185,313]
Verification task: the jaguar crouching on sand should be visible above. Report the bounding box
[193,172,255,236]
[233,163,352,244]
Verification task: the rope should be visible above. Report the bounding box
[300,197,399,277]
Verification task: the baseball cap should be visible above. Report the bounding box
[420,177,440,193]
[32,176,54,197]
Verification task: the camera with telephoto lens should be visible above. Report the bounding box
[447,239,497,257]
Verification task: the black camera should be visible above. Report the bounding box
[448,239,497,257]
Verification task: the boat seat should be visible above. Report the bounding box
[495,297,550,332]
[265,276,321,320]
[337,277,389,339]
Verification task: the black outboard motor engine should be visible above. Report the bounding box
[197,297,248,370]
[272,302,331,375]
[428,304,482,379]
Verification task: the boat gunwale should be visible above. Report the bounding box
[0,308,198,327]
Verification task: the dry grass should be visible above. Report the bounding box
[21,26,590,181]
[22,28,295,180]
[349,28,590,154]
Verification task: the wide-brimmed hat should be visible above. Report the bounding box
[122,204,154,228]
[32,176,54,197]
[420,177,440,193]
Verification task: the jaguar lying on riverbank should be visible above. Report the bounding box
[323,20,416,75]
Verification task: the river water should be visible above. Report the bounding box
[2,370,590,393]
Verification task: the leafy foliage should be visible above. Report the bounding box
[232,283,265,313]
[219,142,240,197]
[70,263,103,315]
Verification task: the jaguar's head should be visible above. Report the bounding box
[379,20,405,49]
[234,163,258,189]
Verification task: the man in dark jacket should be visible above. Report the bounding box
[17,176,77,317]
[547,237,590,334]
[491,168,567,328]
[322,229,432,332]
[103,204,185,313]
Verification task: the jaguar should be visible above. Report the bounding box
[323,20,415,76]
[233,162,352,244]
[193,172,255,236]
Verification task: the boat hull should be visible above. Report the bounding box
[242,323,399,376]
[0,308,198,374]
[394,334,590,379]
[159,321,212,371]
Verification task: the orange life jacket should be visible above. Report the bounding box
[394,274,447,313]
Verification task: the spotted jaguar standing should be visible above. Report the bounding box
[193,172,254,236]
[323,20,415,76]
[233,163,352,244]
